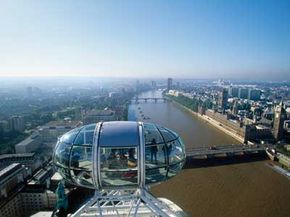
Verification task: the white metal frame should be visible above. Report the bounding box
[73,122,185,217]
[71,188,184,217]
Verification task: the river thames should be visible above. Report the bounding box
[128,90,290,217]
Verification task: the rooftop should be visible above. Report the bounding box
[0,153,35,161]
[87,109,115,116]
[41,120,82,128]
[15,136,37,147]
[0,163,22,180]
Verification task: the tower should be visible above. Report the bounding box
[135,80,140,92]
[238,88,249,99]
[232,100,238,115]
[248,89,261,101]
[8,116,25,132]
[151,80,157,89]
[273,101,287,141]
[218,88,228,112]
[167,78,172,92]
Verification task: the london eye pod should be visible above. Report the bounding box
[53,121,186,190]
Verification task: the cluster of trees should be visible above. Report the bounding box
[167,93,216,114]
[80,92,134,121]
[56,107,80,120]
[110,93,134,121]
[167,94,200,112]
[24,112,54,130]
[0,90,135,154]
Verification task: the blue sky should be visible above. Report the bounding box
[0,0,289,80]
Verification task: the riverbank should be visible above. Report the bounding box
[168,97,245,143]
[266,162,290,180]
[132,90,290,217]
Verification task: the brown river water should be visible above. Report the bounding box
[128,90,290,217]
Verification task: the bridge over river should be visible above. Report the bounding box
[132,97,168,103]
[186,144,272,160]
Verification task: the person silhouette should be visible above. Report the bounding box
[150,138,158,163]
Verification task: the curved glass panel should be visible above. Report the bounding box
[74,132,84,145]
[167,162,184,179]
[144,123,163,144]
[54,141,71,168]
[157,126,178,143]
[70,168,94,188]
[99,122,139,147]
[84,131,94,144]
[167,128,179,138]
[70,146,93,171]
[100,147,138,187]
[145,136,185,184]
[73,124,95,145]
[60,127,82,144]
[168,139,186,164]
[74,131,94,145]
[145,143,166,167]
[145,167,167,184]
[83,124,96,131]
[56,166,72,183]
[178,137,186,158]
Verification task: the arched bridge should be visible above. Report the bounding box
[132,97,168,103]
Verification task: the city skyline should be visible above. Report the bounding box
[1,69,290,216]
[0,0,290,80]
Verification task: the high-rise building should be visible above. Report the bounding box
[8,116,25,132]
[238,88,249,99]
[151,80,157,89]
[176,81,180,90]
[273,101,287,141]
[218,88,228,111]
[248,89,261,101]
[228,86,232,96]
[135,80,140,92]
[167,78,173,92]
[228,86,239,97]
[232,100,238,115]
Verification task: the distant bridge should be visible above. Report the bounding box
[132,97,168,103]
[186,144,272,160]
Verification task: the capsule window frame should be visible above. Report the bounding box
[99,146,139,187]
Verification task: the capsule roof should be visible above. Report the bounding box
[99,121,139,147]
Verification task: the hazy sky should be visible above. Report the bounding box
[0,0,290,80]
